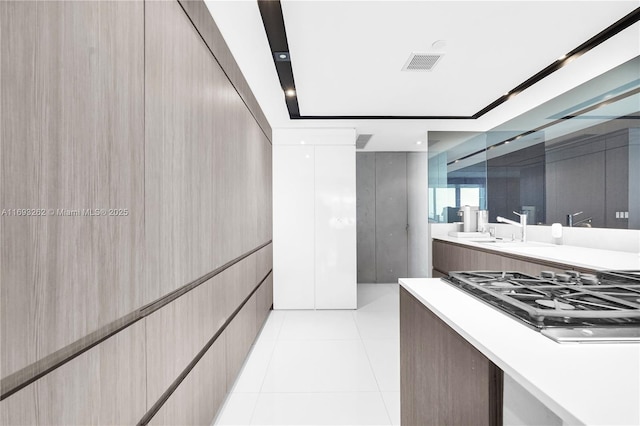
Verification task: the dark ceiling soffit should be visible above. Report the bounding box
[257,2,640,120]
[257,0,299,117]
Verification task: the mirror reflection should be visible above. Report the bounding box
[429,56,640,230]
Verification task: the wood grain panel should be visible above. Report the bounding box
[145,276,226,406]
[225,293,258,391]
[256,272,274,331]
[1,321,146,425]
[431,269,446,278]
[177,0,272,142]
[148,334,226,426]
[432,240,596,276]
[256,136,273,243]
[256,243,273,283]
[1,0,144,378]
[222,252,257,315]
[400,287,502,426]
[145,252,257,405]
[145,0,219,301]
[145,0,267,302]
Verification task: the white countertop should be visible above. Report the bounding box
[400,278,640,426]
[434,235,640,271]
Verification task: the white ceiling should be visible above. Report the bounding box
[205,0,640,151]
[284,1,636,117]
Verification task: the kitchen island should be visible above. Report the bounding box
[400,277,640,425]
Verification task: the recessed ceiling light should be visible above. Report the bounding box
[300,140,305,144]
[454,159,460,163]
[285,89,296,97]
[274,51,290,62]
[558,54,567,61]
[505,141,510,144]
[416,141,423,145]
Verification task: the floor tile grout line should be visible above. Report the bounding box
[217,287,399,425]
[380,391,401,426]
[352,292,395,426]
[250,310,287,424]
[248,310,289,424]
[215,310,282,425]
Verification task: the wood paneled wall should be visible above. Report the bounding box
[1,0,273,424]
[0,0,146,380]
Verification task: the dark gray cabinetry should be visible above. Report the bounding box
[356,152,409,283]
[432,239,595,277]
[401,287,502,426]
[356,153,377,283]
[376,153,409,282]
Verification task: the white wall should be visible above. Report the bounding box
[273,128,357,309]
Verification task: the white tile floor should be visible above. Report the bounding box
[213,284,401,426]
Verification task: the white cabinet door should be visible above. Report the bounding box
[314,146,357,309]
[273,145,315,309]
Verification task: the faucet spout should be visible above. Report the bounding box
[496,211,527,242]
[496,216,521,227]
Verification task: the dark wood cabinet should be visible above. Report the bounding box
[432,239,595,277]
[400,287,502,426]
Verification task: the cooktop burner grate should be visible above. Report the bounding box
[444,270,640,342]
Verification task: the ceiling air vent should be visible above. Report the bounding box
[402,53,443,72]
[356,134,373,149]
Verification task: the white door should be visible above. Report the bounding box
[314,146,357,309]
[273,145,315,309]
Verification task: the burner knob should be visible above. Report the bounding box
[580,274,598,285]
[540,271,555,279]
[556,273,571,283]
[565,270,580,279]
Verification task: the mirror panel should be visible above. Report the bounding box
[429,56,640,229]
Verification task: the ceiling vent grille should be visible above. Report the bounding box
[402,53,443,72]
[356,134,373,149]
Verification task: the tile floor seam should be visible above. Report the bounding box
[352,305,394,425]
[216,285,400,425]
[248,310,285,426]
[256,312,284,396]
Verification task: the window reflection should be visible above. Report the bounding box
[428,56,640,230]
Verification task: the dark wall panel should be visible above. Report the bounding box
[356,153,376,282]
[375,153,408,283]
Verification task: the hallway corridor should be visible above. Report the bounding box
[213,284,401,425]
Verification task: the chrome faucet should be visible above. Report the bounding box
[496,211,527,242]
[567,211,592,227]
[567,211,583,227]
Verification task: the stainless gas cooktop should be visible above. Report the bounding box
[444,270,640,343]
